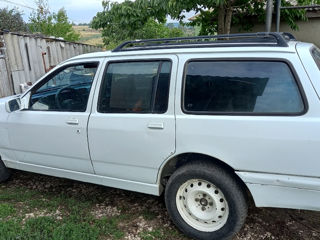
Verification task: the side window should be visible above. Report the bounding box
[311,47,320,71]
[30,62,99,112]
[184,61,305,114]
[98,60,171,113]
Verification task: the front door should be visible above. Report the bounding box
[88,56,177,183]
[7,59,103,173]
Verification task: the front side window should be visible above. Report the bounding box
[311,47,320,71]
[184,61,305,114]
[30,62,98,112]
[98,61,171,113]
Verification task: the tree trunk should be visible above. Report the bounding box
[224,7,233,34]
[218,4,225,34]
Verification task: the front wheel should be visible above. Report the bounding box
[165,161,247,240]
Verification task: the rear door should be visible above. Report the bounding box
[88,55,177,184]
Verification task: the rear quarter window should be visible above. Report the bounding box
[183,60,305,115]
[311,47,320,70]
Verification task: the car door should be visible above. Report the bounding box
[7,58,104,173]
[88,55,177,184]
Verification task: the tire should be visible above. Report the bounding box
[165,161,247,240]
[0,159,11,182]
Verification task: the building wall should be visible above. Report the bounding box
[232,18,320,48]
[0,32,101,98]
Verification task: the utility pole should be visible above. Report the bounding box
[265,0,273,32]
[275,0,281,32]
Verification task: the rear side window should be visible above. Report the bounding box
[183,61,305,114]
[98,60,171,113]
[311,47,320,70]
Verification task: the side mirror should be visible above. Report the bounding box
[5,98,21,113]
[5,92,31,113]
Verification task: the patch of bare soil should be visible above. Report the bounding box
[4,171,320,240]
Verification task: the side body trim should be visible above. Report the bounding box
[4,159,162,196]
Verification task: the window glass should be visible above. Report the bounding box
[184,61,304,114]
[30,62,98,112]
[154,61,171,113]
[311,47,320,70]
[98,61,171,113]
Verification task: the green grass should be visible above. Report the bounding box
[0,186,125,240]
[0,217,101,240]
[0,214,125,240]
[95,217,125,239]
[0,203,15,218]
[0,173,189,240]
[141,209,158,221]
[0,188,37,202]
[139,228,181,240]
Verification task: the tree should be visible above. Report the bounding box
[91,0,183,49]
[29,0,80,42]
[94,0,320,38]
[167,0,320,35]
[0,8,28,32]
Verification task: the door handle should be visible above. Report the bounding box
[66,118,79,125]
[148,122,164,130]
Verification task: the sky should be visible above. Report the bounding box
[0,0,191,24]
[0,0,116,24]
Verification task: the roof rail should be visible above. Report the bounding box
[282,32,296,41]
[112,32,293,52]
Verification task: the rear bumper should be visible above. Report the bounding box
[236,172,320,211]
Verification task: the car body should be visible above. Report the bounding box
[1,33,320,240]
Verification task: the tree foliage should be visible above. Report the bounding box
[29,0,80,42]
[167,0,320,34]
[0,8,28,32]
[91,0,183,49]
[93,0,320,40]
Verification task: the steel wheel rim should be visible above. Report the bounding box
[176,179,229,232]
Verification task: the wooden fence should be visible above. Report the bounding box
[0,31,101,98]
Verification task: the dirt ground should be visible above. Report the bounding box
[1,170,320,240]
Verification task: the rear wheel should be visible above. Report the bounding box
[165,161,247,240]
[0,160,11,182]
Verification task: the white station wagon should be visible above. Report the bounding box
[1,32,320,240]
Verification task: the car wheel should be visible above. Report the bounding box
[165,161,247,240]
[0,159,11,182]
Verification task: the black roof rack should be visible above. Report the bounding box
[282,32,296,41]
[112,32,295,52]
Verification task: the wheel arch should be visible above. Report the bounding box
[158,152,252,199]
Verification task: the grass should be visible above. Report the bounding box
[0,217,102,240]
[141,209,158,221]
[0,207,125,240]
[0,203,15,218]
[2,171,319,240]
[139,228,181,240]
[0,171,190,240]
[0,188,124,240]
